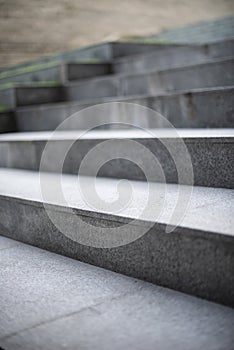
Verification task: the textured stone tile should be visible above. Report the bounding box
[0,237,234,350]
[0,235,20,250]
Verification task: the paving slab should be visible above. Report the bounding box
[0,129,233,188]
[0,168,234,306]
[1,237,233,350]
[15,87,234,131]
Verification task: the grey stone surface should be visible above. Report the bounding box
[0,63,112,86]
[15,86,66,107]
[66,62,112,81]
[111,42,182,58]
[0,111,17,133]
[0,87,15,109]
[0,65,63,85]
[15,87,234,131]
[0,129,233,188]
[114,39,234,75]
[0,169,234,306]
[0,85,65,109]
[119,57,234,96]
[209,38,234,57]
[1,237,234,350]
[0,234,20,250]
[66,74,119,101]
[150,86,234,128]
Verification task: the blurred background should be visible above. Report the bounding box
[0,0,234,67]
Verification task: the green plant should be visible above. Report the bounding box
[0,61,60,80]
[0,80,62,90]
[117,37,173,44]
[0,105,10,112]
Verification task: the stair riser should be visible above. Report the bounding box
[1,195,233,307]
[111,42,183,58]
[0,111,17,133]
[66,63,112,81]
[0,137,233,188]
[0,86,65,108]
[14,88,234,131]
[114,40,234,74]
[16,87,66,106]
[119,60,234,96]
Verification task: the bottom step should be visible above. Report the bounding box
[0,236,234,350]
[0,168,234,307]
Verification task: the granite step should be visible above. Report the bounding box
[0,237,234,350]
[1,41,175,75]
[0,62,113,85]
[66,57,234,102]
[0,129,233,188]
[0,169,233,308]
[1,39,233,85]
[114,39,234,74]
[13,86,234,131]
[0,84,65,109]
[0,57,233,108]
[0,110,17,133]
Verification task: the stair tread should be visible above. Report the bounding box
[0,168,233,237]
[0,235,234,350]
[1,128,234,141]
[0,128,233,189]
[114,38,234,62]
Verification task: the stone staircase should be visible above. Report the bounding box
[0,39,234,349]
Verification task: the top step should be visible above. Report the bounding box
[0,41,182,74]
[0,39,233,86]
[114,39,234,75]
[1,236,234,348]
